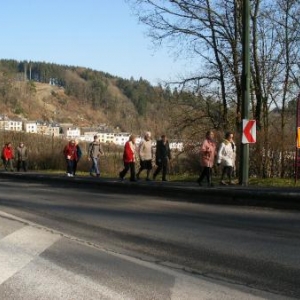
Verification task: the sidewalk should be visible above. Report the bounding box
[0,171,299,210]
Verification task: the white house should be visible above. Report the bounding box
[98,132,115,144]
[66,127,81,139]
[7,119,23,132]
[83,132,99,142]
[24,121,38,134]
[113,132,130,146]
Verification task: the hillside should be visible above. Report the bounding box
[0,59,175,134]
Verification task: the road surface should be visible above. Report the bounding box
[0,178,299,299]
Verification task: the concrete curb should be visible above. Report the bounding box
[0,172,299,210]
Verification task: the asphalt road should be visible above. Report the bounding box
[0,178,299,299]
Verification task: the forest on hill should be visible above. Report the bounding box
[0,59,188,138]
[0,59,239,141]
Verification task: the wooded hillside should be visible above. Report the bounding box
[0,59,176,137]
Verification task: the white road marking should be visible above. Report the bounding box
[9,256,133,300]
[0,211,290,299]
[0,226,61,284]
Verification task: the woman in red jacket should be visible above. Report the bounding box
[63,140,78,177]
[2,142,14,171]
[119,135,137,182]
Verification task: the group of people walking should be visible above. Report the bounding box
[119,132,171,182]
[1,142,28,172]
[197,130,236,186]
[118,130,236,186]
[62,130,235,186]
[63,132,171,181]
[63,135,104,177]
[1,130,233,185]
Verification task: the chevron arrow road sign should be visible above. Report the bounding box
[242,119,256,144]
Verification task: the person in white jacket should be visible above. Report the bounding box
[217,132,236,185]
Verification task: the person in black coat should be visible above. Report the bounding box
[153,135,171,181]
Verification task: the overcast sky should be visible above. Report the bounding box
[0,0,188,85]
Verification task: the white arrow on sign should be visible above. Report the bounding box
[242,119,256,144]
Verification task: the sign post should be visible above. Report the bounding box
[295,94,300,183]
[239,0,251,186]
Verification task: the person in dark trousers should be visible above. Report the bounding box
[16,142,28,172]
[217,132,236,185]
[88,135,104,177]
[197,130,217,187]
[119,134,137,182]
[136,131,153,181]
[73,140,82,176]
[153,134,171,181]
[63,140,78,177]
[2,142,14,171]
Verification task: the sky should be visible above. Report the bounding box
[0,0,186,85]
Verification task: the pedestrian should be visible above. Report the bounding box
[73,140,82,176]
[136,131,153,181]
[217,132,236,185]
[119,134,137,182]
[63,139,78,177]
[153,134,171,181]
[2,142,14,171]
[197,130,217,187]
[16,141,28,172]
[88,135,104,177]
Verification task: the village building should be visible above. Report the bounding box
[24,121,38,134]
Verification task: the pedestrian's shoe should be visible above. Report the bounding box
[119,172,124,181]
[220,180,227,185]
[90,172,94,177]
[130,179,137,182]
[146,178,151,181]
[96,173,100,177]
[136,173,140,180]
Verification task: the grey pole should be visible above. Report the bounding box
[239,0,250,186]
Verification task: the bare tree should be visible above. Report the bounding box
[128,0,244,132]
[128,0,300,177]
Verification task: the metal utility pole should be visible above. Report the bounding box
[239,0,250,186]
